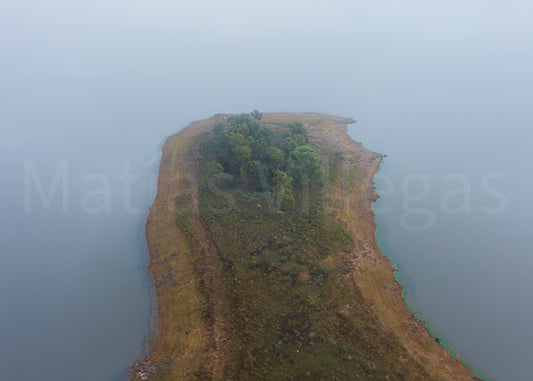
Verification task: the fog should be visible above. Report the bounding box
[1,1,532,380]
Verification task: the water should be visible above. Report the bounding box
[349,101,533,379]
[1,1,532,380]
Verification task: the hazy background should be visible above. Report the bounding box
[1,1,532,380]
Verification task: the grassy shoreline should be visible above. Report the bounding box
[132,112,479,380]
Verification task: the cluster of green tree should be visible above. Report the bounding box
[204,112,324,210]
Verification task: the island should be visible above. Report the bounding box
[132,112,479,380]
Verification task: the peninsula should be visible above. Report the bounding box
[132,112,479,380]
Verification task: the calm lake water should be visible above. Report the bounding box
[1,1,532,380]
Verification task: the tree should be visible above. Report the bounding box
[287,145,324,187]
[225,132,252,174]
[282,136,297,155]
[251,109,263,121]
[206,160,224,176]
[271,169,295,210]
[210,114,319,193]
[251,137,269,161]
[244,161,269,191]
[293,134,307,146]
[264,146,286,171]
[287,121,307,139]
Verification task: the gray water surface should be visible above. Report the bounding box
[1,1,532,380]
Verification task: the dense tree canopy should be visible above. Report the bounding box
[202,112,324,209]
[288,145,324,187]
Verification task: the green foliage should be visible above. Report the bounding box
[251,137,268,161]
[293,133,307,146]
[281,189,295,210]
[251,109,263,120]
[288,145,325,187]
[225,131,252,172]
[206,160,224,176]
[264,146,286,171]
[270,168,289,188]
[227,114,262,139]
[271,169,295,210]
[282,136,297,155]
[199,111,323,209]
[287,121,307,140]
